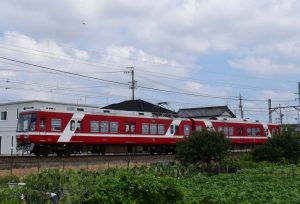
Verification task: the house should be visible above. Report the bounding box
[178,105,236,119]
[102,99,176,116]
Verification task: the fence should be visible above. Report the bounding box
[0,157,173,177]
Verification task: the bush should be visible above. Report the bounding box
[252,130,300,163]
[86,172,184,204]
[176,130,231,166]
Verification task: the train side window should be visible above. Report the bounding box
[251,128,256,136]
[131,123,135,133]
[125,123,130,133]
[150,124,157,134]
[40,118,46,131]
[238,127,244,136]
[184,125,190,135]
[158,124,165,135]
[77,120,82,131]
[90,121,99,132]
[101,121,109,133]
[196,126,202,131]
[256,128,261,136]
[247,128,251,136]
[51,119,61,131]
[170,125,174,134]
[224,127,229,135]
[272,128,277,135]
[70,120,75,131]
[229,127,234,136]
[110,122,118,133]
[218,127,223,133]
[142,123,149,134]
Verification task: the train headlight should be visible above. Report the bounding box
[24,134,29,139]
[16,135,20,140]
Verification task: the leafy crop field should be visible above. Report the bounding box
[1,163,300,203]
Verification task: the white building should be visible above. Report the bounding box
[0,100,98,155]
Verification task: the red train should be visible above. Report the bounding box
[16,108,280,156]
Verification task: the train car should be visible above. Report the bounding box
[16,108,280,156]
[193,118,280,151]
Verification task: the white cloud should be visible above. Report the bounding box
[229,57,299,76]
[183,81,233,97]
[261,90,295,101]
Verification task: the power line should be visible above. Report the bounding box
[0,56,129,86]
[0,56,242,101]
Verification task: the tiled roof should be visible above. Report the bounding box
[102,99,175,115]
[178,105,236,118]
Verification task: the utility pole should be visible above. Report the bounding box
[298,82,300,107]
[239,94,244,119]
[279,104,283,125]
[268,99,272,123]
[124,67,136,100]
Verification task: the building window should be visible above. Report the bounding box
[142,123,149,134]
[150,124,157,134]
[158,124,165,135]
[110,122,118,133]
[51,119,61,131]
[91,121,99,132]
[1,111,7,121]
[184,125,190,135]
[11,136,14,155]
[101,121,109,133]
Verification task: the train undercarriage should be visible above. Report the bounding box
[17,143,176,156]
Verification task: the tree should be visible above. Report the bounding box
[252,129,300,163]
[176,130,231,166]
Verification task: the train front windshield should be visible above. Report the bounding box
[17,113,37,132]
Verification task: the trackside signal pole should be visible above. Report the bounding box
[124,67,136,100]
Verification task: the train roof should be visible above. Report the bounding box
[19,107,279,126]
[19,106,180,120]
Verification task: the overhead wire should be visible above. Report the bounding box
[0,56,244,101]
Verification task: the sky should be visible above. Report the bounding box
[0,0,300,124]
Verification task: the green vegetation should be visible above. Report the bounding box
[1,130,300,203]
[1,163,300,204]
[176,130,231,166]
[252,129,300,163]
